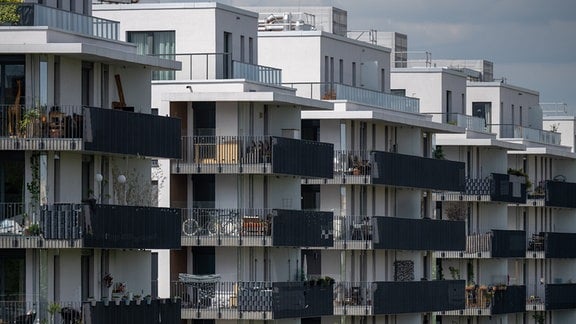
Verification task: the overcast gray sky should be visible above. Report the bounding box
[222,0,576,109]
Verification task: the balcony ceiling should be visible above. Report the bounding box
[0,28,180,70]
[507,146,576,159]
[436,135,526,150]
[163,91,333,110]
[303,109,465,134]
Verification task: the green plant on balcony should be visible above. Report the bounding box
[432,146,445,159]
[19,108,41,138]
[0,0,22,25]
[448,266,460,280]
[26,222,41,236]
[507,168,532,190]
[26,153,40,222]
[532,312,545,324]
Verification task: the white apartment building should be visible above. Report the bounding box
[256,8,471,324]
[1,0,182,323]
[94,2,338,322]
[392,65,576,323]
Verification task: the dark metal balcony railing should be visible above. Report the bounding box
[181,208,272,238]
[40,203,181,249]
[0,299,179,324]
[372,280,465,314]
[0,105,181,158]
[491,285,526,314]
[530,180,576,208]
[0,3,119,40]
[283,82,419,113]
[0,202,24,222]
[372,216,465,251]
[181,208,333,247]
[464,173,527,203]
[177,135,333,178]
[371,151,465,191]
[171,280,333,319]
[467,230,526,257]
[333,282,373,309]
[545,283,576,310]
[528,232,576,258]
[333,215,372,243]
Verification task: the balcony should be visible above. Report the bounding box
[493,124,561,145]
[372,216,465,251]
[440,284,525,316]
[180,208,333,248]
[427,113,488,133]
[304,150,465,191]
[0,299,179,324]
[372,280,465,314]
[283,82,419,113]
[333,282,373,316]
[173,135,333,178]
[39,203,181,249]
[527,232,576,258]
[371,151,465,191]
[527,284,576,311]
[173,280,333,320]
[437,230,525,259]
[333,215,373,250]
[435,173,527,203]
[527,180,576,208]
[0,3,119,40]
[156,53,281,85]
[0,105,181,159]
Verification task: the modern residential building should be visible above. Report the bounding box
[0,1,182,323]
[256,7,471,324]
[94,1,338,322]
[392,63,576,323]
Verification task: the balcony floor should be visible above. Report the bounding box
[433,251,492,259]
[334,305,373,316]
[437,307,492,316]
[432,192,492,202]
[173,163,273,174]
[0,137,82,151]
[181,235,273,247]
[181,308,271,320]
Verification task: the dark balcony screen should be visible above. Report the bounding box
[272,210,333,247]
[491,230,526,258]
[370,151,465,191]
[271,137,333,178]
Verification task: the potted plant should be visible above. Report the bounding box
[134,294,142,305]
[47,303,61,324]
[18,108,40,137]
[27,223,41,236]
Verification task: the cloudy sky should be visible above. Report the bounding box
[220,0,576,108]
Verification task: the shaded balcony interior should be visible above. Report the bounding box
[528,180,576,208]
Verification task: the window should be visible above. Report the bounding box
[352,62,356,87]
[127,31,175,80]
[339,59,343,83]
[248,37,254,64]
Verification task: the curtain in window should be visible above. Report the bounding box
[153,31,175,80]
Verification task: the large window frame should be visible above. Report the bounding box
[127,31,175,80]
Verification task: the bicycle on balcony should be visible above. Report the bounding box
[182,211,240,236]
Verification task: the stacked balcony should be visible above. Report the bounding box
[304,150,465,191]
[0,298,179,324]
[434,173,527,203]
[436,230,526,259]
[527,284,576,311]
[439,285,526,316]
[526,232,576,259]
[172,280,333,320]
[526,180,576,208]
[0,105,181,159]
[29,204,181,249]
[180,208,333,247]
[173,135,333,178]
